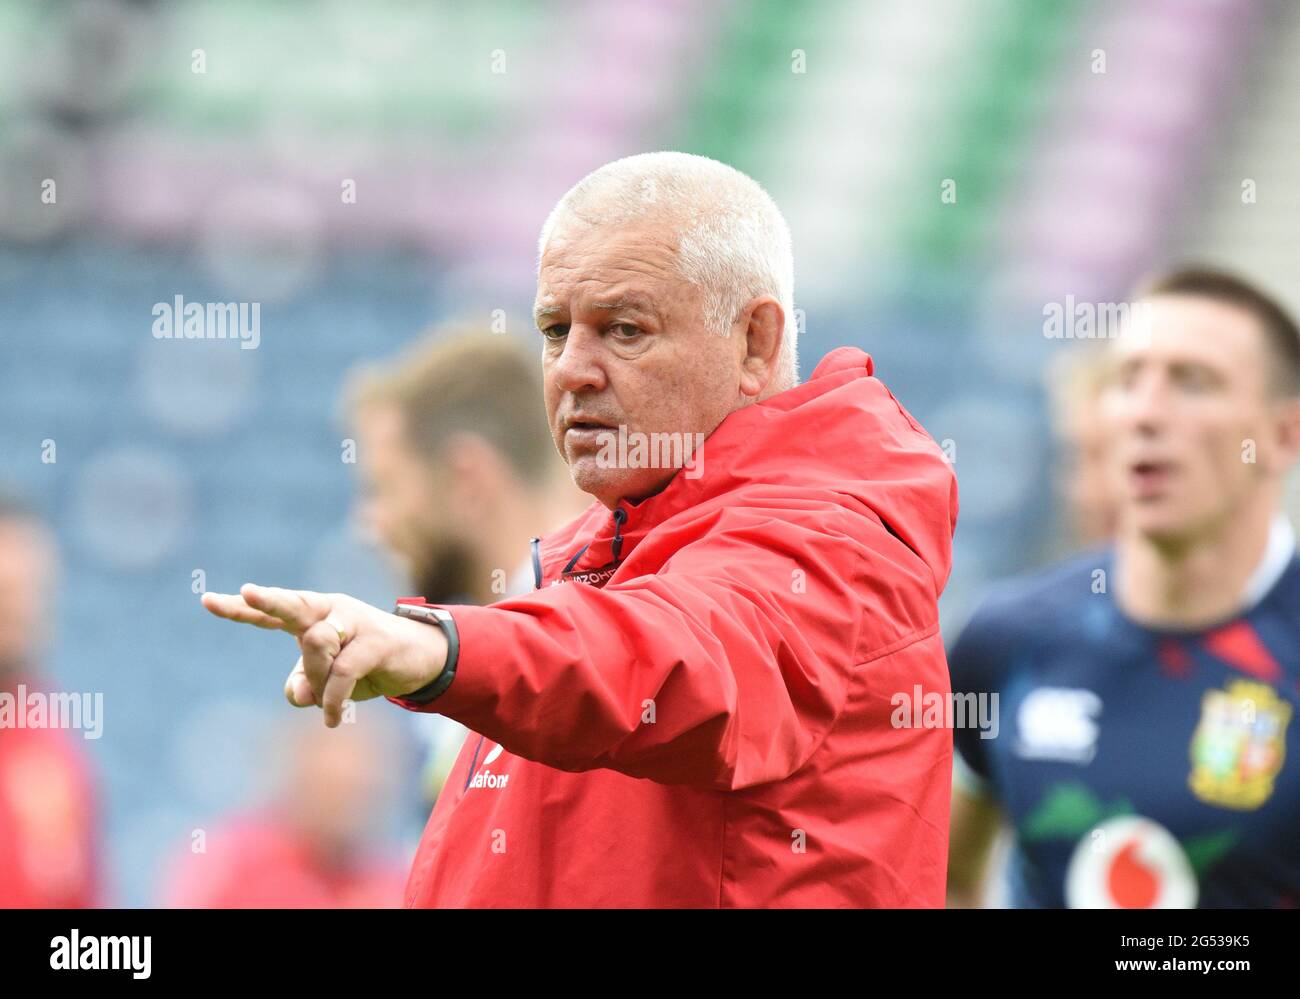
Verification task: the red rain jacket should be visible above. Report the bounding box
[388,347,958,907]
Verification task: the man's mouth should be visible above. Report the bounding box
[1127,460,1176,498]
[564,414,618,433]
[563,416,619,450]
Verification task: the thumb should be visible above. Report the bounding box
[285,657,316,708]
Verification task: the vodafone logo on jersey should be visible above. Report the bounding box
[468,742,509,790]
[1066,815,1197,908]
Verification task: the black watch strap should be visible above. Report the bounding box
[392,604,460,705]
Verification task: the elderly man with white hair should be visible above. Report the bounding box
[203,152,959,907]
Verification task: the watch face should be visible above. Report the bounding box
[395,604,438,621]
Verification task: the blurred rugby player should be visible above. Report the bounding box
[348,329,588,607]
[0,495,100,908]
[347,330,587,800]
[1046,342,1119,551]
[948,268,1300,908]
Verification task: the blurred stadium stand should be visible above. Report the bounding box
[1,0,1298,904]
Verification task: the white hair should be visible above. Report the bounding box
[538,151,798,389]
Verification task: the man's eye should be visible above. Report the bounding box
[609,323,640,339]
[541,324,569,340]
[1112,365,1140,390]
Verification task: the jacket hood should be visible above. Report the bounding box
[537,346,958,596]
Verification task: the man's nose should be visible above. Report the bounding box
[550,327,608,394]
[1121,371,1169,436]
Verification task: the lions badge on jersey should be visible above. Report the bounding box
[1188,680,1291,811]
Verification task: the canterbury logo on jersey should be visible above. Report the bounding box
[1015,687,1103,763]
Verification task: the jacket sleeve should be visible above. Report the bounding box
[387,501,938,791]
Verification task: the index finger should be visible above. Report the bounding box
[238,584,333,636]
[201,591,286,630]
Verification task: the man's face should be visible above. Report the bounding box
[1100,295,1284,542]
[535,220,746,507]
[285,720,397,856]
[353,404,442,571]
[352,405,476,601]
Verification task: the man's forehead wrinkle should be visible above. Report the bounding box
[534,287,660,321]
[591,296,654,312]
[535,229,690,326]
[577,256,678,290]
[533,267,577,317]
[576,271,671,309]
[540,258,675,297]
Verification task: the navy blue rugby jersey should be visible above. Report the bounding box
[950,542,1300,908]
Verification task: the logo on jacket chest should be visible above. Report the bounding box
[1015,687,1103,764]
[467,741,510,791]
[551,562,620,589]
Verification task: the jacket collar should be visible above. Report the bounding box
[532,346,934,585]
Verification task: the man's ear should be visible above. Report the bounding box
[1270,395,1300,471]
[737,296,784,399]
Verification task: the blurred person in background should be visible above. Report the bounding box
[347,327,589,606]
[1046,342,1120,551]
[0,494,100,908]
[948,267,1300,908]
[162,711,407,908]
[346,329,589,800]
[959,342,1123,904]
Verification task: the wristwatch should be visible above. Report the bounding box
[392,603,460,705]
